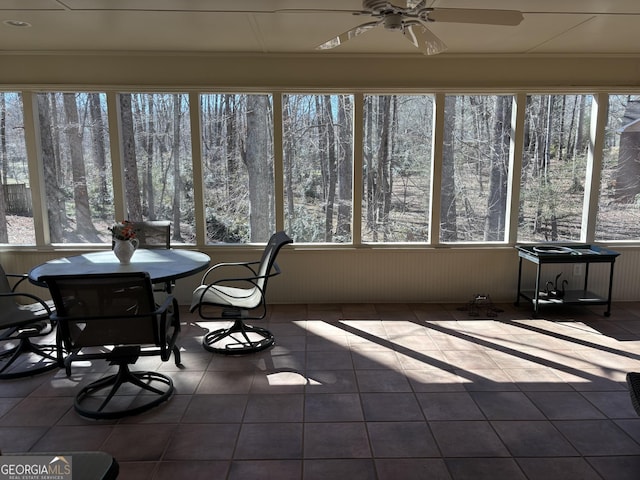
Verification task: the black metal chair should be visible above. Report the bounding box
[132,220,171,249]
[131,220,175,294]
[0,263,58,379]
[190,231,293,354]
[627,372,640,416]
[44,272,181,419]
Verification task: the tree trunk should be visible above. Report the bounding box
[38,94,65,242]
[242,95,272,241]
[88,93,110,218]
[336,95,352,239]
[144,95,156,219]
[323,95,337,241]
[484,96,511,241]
[283,96,296,234]
[63,93,99,240]
[172,95,184,242]
[441,96,458,241]
[364,97,375,237]
[375,96,392,241]
[0,94,8,242]
[119,94,143,220]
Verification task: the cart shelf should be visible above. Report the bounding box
[515,244,619,317]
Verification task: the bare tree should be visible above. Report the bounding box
[39,94,65,242]
[62,93,100,241]
[88,93,110,218]
[441,96,458,241]
[322,95,337,241]
[336,95,352,239]
[484,95,511,240]
[120,94,143,220]
[242,95,273,240]
[0,94,8,242]
[172,95,184,242]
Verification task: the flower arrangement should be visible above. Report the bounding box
[109,220,137,241]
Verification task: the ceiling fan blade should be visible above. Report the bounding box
[403,22,447,55]
[316,20,381,50]
[428,8,524,26]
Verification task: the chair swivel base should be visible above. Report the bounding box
[0,338,60,380]
[74,363,174,420]
[203,318,274,354]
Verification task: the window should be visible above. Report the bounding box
[363,95,433,243]
[119,93,194,244]
[0,92,33,244]
[441,95,513,242]
[518,94,592,243]
[282,94,353,243]
[596,94,640,241]
[201,94,275,243]
[9,88,634,248]
[37,92,113,244]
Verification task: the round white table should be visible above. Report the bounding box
[29,249,210,287]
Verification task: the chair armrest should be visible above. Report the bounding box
[199,260,261,284]
[208,261,282,288]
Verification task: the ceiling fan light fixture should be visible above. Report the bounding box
[383,14,404,30]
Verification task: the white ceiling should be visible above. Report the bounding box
[1,0,640,56]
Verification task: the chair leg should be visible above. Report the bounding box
[0,337,59,379]
[203,318,274,354]
[74,363,174,420]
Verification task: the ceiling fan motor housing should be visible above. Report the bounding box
[363,0,399,15]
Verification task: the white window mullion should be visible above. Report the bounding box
[189,92,207,245]
[106,92,127,221]
[506,93,526,245]
[22,91,49,246]
[272,93,285,233]
[429,93,445,245]
[352,93,364,246]
[582,93,608,244]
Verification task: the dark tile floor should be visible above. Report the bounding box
[2,302,640,479]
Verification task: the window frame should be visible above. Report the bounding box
[2,88,637,249]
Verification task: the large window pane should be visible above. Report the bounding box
[201,94,275,243]
[38,92,113,244]
[0,92,34,244]
[119,93,194,244]
[441,95,513,242]
[363,95,433,242]
[518,94,592,243]
[283,94,353,243]
[596,94,640,241]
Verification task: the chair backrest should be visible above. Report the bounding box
[0,264,11,294]
[44,272,160,349]
[255,231,293,292]
[0,264,23,323]
[133,221,171,249]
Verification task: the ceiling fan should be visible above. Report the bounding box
[316,0,524,55]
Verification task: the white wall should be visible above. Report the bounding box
[3,245,638,306]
